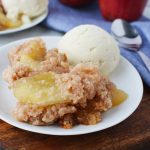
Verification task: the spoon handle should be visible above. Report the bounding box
[138,51,150,72]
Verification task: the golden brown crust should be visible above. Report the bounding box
[59,114,76,129]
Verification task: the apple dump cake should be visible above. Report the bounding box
[3,39,127,129]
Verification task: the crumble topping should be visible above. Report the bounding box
[3,39,115,128]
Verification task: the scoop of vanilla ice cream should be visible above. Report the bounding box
[2,0,48,21]
[58,25,120,75]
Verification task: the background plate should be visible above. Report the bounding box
[0,10,48,35]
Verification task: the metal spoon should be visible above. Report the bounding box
[111,19,150,72]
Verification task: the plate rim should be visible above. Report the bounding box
[0,10,48,35]
[0,36,143,135]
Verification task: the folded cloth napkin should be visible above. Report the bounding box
[43,0,150,86]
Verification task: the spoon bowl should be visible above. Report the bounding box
[111,19,150,72]
[111,19,138,38]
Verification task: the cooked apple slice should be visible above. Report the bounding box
[19,55,39,69]
[0,8,22,29]
[19,39,46,61]
[13,72,70,105]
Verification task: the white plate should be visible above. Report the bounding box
[0,36,143,135]
[0,10,48,35]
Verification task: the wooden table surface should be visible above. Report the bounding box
[0,84,150,150]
